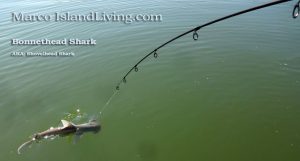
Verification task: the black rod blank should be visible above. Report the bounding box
[115,0,293,90]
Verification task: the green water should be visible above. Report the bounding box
[1,0,300,161]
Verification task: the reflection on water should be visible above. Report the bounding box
[0,0,299,161]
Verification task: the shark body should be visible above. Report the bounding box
[17,119,101,154]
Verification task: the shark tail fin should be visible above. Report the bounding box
[17,139,35,155]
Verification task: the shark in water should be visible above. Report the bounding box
[17,119,101,154]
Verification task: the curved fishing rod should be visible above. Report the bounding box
[116,0,298,90]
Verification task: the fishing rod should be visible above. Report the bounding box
[115,0,299,90]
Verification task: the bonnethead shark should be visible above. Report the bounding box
[17,119,101,154]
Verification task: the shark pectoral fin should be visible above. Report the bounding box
[61,120,74,127]
[75,131,83,137]
[73,131,83,144]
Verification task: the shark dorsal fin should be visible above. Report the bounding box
[61,120,73,127]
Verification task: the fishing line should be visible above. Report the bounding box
[115,0,297,90]
[99,90,118,116]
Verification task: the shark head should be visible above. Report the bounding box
[74,119,101,134]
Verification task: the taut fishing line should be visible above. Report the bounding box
[99,90,118,116]
[100,0,298,115]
